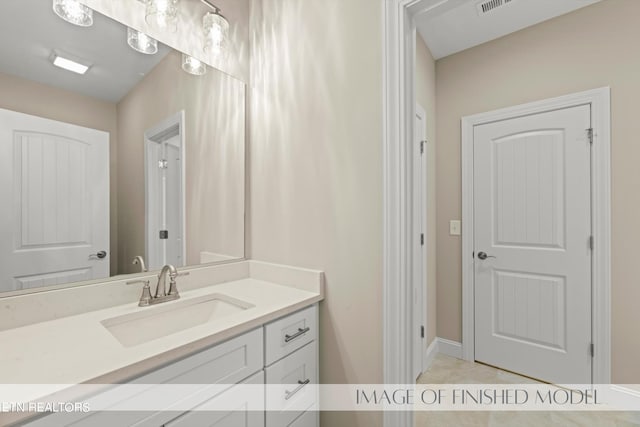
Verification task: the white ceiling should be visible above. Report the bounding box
[416,0,601,60]
[0,0,171,103]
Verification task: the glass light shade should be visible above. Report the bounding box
[145,0,180,33]
[53,0,93,27]
[203,11,229,55]
[127,28,158,55]
[181,54,207,76]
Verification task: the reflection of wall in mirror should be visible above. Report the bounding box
[117,50,245,274]
[0,71,120,276]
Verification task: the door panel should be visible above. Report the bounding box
[17,132,90,247]
[0,108,109,292]
[493,130,565,249]
[15,268,92,290]
[474,104,592,384]
[493,270,566,350]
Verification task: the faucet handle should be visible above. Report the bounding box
[126,280,152,307]
[167,272,188,297]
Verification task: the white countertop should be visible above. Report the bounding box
[0,261,324,425]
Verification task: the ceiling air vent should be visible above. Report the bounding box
[476,0,514,15]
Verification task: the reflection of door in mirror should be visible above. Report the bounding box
[144,111,185,271]
[0,108,109,292]
[0,0,246,295]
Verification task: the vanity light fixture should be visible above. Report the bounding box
[181,54,207,76]
[52,0,93,27]
[145,0,180,33]
[201,0,229,56]
[127,27,159,55]
[51,52,91,75]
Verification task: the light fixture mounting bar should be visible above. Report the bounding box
[200,0,222,14]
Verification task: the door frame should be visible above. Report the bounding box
[412,103,428,376]
[460,87,611,384]
[383,1,436,426]
[144,110,187,269]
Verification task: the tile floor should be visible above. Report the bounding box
[415,354,640,426]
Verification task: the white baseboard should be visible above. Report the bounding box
[422,337,463,372]
[605,385,640,422]
[609,384,640,408]
[437,337,462,359]
[423,338,439,370]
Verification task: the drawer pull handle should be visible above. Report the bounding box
[284,327,310,343]
[285,379,310,400]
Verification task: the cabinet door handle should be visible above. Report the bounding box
[284,379,310,400]
[284,327,310,343]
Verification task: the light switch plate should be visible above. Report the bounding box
[449,220,461,236]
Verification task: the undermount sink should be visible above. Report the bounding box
[101,294,254,347]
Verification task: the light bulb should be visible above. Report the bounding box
[53,0,93,27]
[127,27,158,55]
[203,11,229,55]
[181,54,207,76]
[145,0,180,33]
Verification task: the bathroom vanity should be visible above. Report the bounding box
[0,261,324,427]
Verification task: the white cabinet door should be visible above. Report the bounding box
[0,108,110,292]
[473,104,592,384]
[288,410,317,427]
[163,371,265,427]
[22,329,263,427]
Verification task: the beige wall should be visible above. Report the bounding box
[415,35,438,347]
[435,0,640,382]
[117,50,245,274]
[249,0,383,425]
[0,71,119,275]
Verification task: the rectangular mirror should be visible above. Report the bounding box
[0,0,245,295]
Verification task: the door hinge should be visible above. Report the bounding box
[420,325,425,338]
[159,230,168,240]
[420,140,426,154]
[590,343,594,357]
[587,128,594,144]
[420,233,424,246]
[589,235,594,250]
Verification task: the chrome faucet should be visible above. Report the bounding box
[156,264,179,299]
[126,264,189,307]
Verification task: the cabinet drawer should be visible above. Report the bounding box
[288,410,317,427]
[264,305,317,365]
[163,371,265,427]
[265,342,317,427]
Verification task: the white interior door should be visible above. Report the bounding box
[412,105,427,379]
[473,104,592,384]
[0,108,109,292]
[145,112,185,271]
